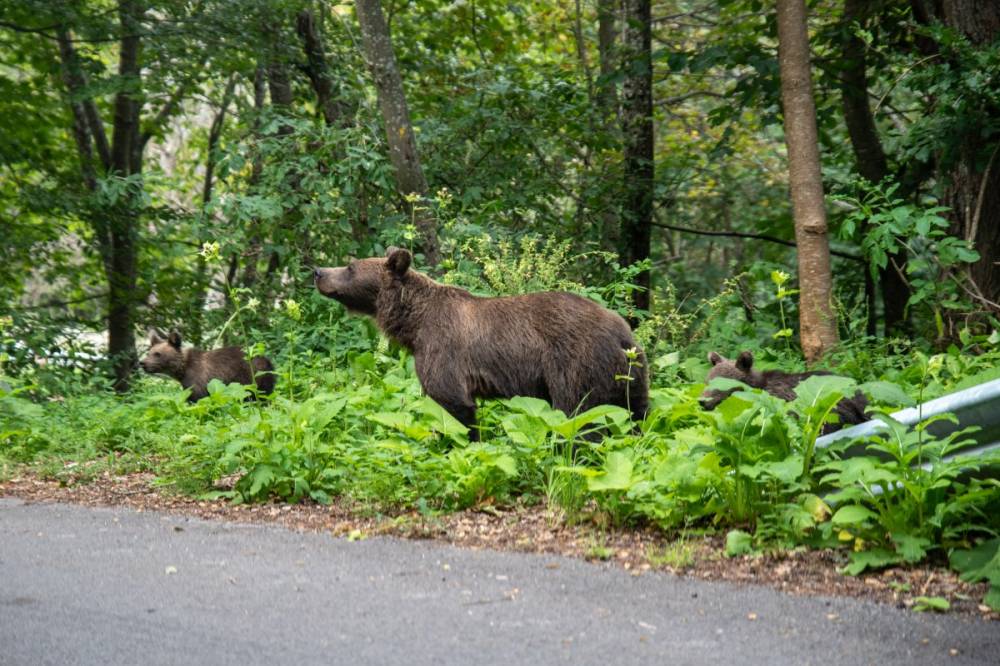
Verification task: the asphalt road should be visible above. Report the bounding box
[1,498,997,666]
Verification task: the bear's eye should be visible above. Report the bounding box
[347,262,355,274]
[153,351,161,357]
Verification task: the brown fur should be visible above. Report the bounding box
[701,350,868,433]
[315,248,648,440]
[140,330,275,402]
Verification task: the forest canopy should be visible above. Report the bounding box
[2,0,998,375]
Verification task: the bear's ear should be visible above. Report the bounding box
[167,330,182,349]
[708,351,724,366]
[149,329,164,345]
[386,247,412,277]
[736,351,754,372]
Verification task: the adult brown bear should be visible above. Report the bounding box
[314,248,648,440]
[140,330,275,402]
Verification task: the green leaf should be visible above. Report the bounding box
[912,596,950,612]
[892,532,931,563]
[792,375,856,408]
[493,454,517,477]
[831,504,877,526]
[587,451,634,491]
[857,381,915,407]
[984,585,1000,611]
[950,538,1000,585]
[415,397,469,437]
[842,549,902,575]
[552,404,628,439]
[725,530,754,557]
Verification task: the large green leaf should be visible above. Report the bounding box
[831,504,877,526]
[842,548,902,575]
[857,381,915,407]
[792,375,855,411]
[587,451,634,491]
[725,530,754,557]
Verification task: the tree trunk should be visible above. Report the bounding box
[776,0,838,362]
[596,0,620,255]
[937,1,1000,307]
[191,74,238,347]
[57,3,145,392]
[597,0,617,116]
[241,65,268,290]
[620,0,653,314]
[105,0,144,392]
[297,9,354,128]
[355,0,440,266]
[839,0,909,336]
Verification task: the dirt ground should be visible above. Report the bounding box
[2,469,996,621]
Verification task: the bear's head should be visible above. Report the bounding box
[699,350,758,410]
[141,330,185,377]
[314,247,411,315]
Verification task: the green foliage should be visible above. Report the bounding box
[950,538,1000,611]
[836,180,981,331]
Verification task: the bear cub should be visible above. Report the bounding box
[314,247,648,440]
[140,330,275,402]
[701,350,868,433]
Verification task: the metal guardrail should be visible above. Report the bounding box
[815,378,1000,486]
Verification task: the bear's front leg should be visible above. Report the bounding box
[415,356,478,441]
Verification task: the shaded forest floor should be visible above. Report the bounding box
[2,467,995,622]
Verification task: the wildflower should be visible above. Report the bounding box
[284,298,302,321]
[199,241,221,262]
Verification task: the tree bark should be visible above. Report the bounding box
[56,2,145,392]
[776,0,839,361]
[620,0,653,314]
[241,65,268,290]
[355,0,440,266]
[104,0,144,392]
[838,0,910,335]
[936,0,1000,307]
[596,0,620,254]
[191,74,238,347]
[297,9,354,128]
[597,0,617,116]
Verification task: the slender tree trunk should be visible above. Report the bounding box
[620,0,653,315]
[263,54,296,282]
[597,0,617,116]
[355,0,440,266]
[937,1,1000,307]
[297,9,367,244]
[191,74,237,347]
[58,3,145,391]
[839,0,910,336]
[241,65,268,290]
[104,0,144,391]
[297,9,355,128]
[596,0,620,255]
[776,0,838,361]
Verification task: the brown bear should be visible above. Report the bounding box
[314,247,648,440]
[701,350,868,433]
[140,330,276,402]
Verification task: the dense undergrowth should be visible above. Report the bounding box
[3,322,1000,610]
[2,247,1000,611]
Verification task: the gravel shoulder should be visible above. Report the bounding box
[1,470,996,622]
